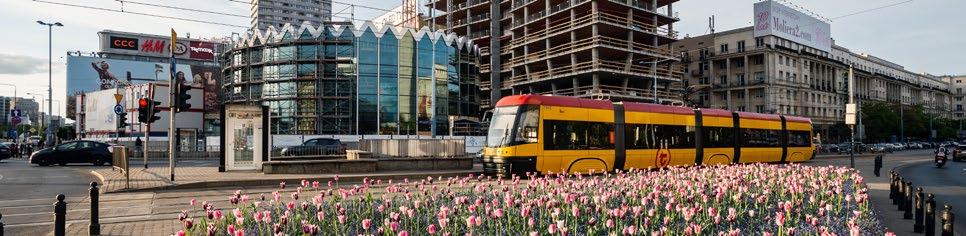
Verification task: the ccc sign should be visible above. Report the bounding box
[109,36,139,50]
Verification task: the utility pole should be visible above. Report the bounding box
[168,29,177,181]
[846,66,856,168]
[38,21,62,146]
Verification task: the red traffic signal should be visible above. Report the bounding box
[138,98,149,108]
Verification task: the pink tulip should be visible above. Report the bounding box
[390,221,400,232]
[175,230,185,236]
[189,198,196,206]
[427,224,438,234]
[548,222,557,234]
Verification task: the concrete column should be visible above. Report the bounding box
[573,78,579,95]
[489,0,502,106]
[593,74,601,94]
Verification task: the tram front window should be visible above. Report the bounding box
[486,106,539,147]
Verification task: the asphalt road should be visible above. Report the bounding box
[0,158,100,233]
[895,152,966,234]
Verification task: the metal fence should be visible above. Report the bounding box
[113,140,219,159]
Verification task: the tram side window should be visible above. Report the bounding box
[703,126,733,148]
[788,130,812,147]
[544,120,612,150]
[742,128,782,147]
[513,106,540,144]
[626,124,696,149]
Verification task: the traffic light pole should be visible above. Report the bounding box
[143,123,149,169]
[168,81,177,181]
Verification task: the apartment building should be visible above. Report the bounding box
[675,26,952,142]
[941,75,966,119]
[250,0,332,31]
[426,0,682,107]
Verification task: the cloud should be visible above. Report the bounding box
[0,53,54,75]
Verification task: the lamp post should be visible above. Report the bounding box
[38,20,63,146]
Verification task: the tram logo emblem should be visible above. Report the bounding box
[655,143,671,168]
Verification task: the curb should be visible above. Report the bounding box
[89,170,109,194]
[103,169,483,194]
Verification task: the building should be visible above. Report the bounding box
[426,0,682,108]
[223,23,482,135]
[250,0,333,31]
[942,75,966,119]
[675,26,952,143]
[1,97,40,126]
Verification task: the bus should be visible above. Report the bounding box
[481,94,816,176]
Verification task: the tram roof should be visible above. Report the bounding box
[496,95,613,110]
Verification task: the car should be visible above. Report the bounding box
[1,142,19,157]
[951,145,966,162]
[29,140,113,166]
[278,138,347,157]
[0,143,12,161]
[868,144,886,153]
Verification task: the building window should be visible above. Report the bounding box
[755,37,765,47]
[719,75,727,85]
[737,40,746,52]
[720,43,729,53]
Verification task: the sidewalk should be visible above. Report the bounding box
[804,149,948,236]
[91,160,483,193]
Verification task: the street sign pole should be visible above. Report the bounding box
[168,29,178,182]
[144,123,150,169]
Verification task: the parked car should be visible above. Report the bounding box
[278,138,347,157]
[951,144,966,162]
[29,140,113,166]
[0,143,12,161]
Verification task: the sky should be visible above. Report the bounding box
[0,0,963,118]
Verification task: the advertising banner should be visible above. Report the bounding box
[99,31,219,60]
[753,0,832,53]
[65,56,221,119]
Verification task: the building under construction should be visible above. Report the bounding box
[427,0,683,108]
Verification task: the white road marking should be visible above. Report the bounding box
[0,174,4,181]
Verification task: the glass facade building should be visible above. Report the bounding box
[223,23,482,135]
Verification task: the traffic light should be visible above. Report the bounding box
[137,98,162,124]
[117,112,129,129]
[137,98,150,123]
[175,81,191,113]
[149,100,162,123]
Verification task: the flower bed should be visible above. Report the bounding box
[175,164,889,235]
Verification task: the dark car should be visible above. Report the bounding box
[279,138,346,157]
[2,142,18,157]
[29,140,113,166]
[0,143,12,161]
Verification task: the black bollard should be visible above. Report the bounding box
[889,170,896,201]
[54,194,66,236]
[904,181,914,219]
[926,194,937,236]
[874,155,883,177]
[899,179,908,211]
[942,204,955,236]
[89,182,100,235]
[915,187,925,233]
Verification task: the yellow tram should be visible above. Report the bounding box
[481,95,815,175]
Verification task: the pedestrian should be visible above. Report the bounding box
[135,137,143,157]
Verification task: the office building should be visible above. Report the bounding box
[1,97,40,126]
[251,0,333,31]
[675,26,951,143]
[426,0,682,107]
[223,23,482,135]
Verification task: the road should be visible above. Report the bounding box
[0,158,100,234]
[894,152,966,234]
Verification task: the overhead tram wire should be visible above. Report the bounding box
[830,0,913,20]
[33,0,249,28]
[116,0,250,18]
[230,0,404,14]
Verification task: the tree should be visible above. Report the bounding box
[861,102,899,143]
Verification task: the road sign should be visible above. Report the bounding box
[10,109,21,118]
[114,104,125,115]
[114,94,124,104]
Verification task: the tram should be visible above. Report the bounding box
[481,94,815,176]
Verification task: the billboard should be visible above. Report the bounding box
[753,0,832,53]
[99,31,219,61]
[65,55,221,119]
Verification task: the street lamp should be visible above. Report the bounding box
[38,20,63,146]
[637,58,677,104]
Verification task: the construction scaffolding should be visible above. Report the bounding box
[427,0,682,107]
